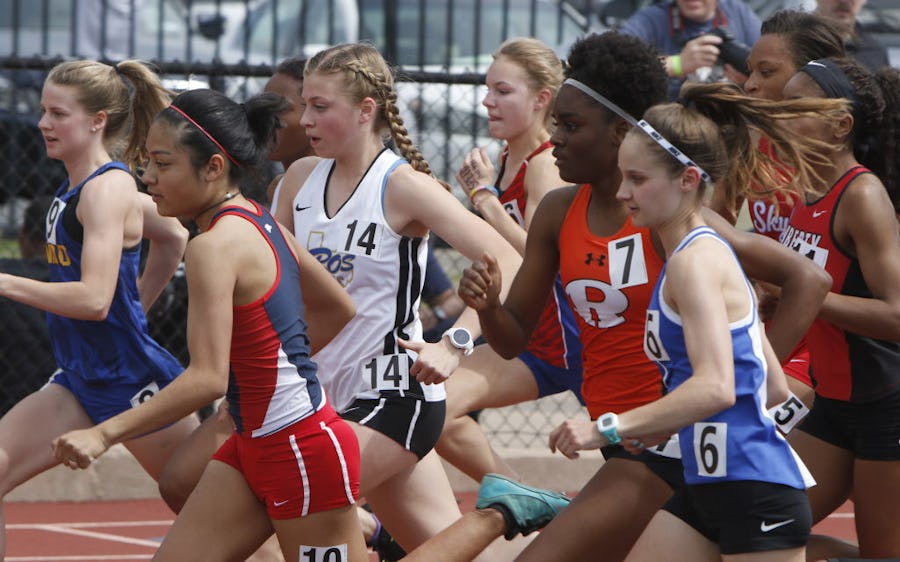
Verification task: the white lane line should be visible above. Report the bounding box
[8,520,172,529]
[6,554,153,562]
[16,524,162,547]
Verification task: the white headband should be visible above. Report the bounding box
[564,78,712,184]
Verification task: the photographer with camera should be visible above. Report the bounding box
[619,0,761,100]
[816,0,889,71]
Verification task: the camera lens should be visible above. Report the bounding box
[706,28,751,76]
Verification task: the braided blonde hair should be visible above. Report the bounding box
[305,43,448,188]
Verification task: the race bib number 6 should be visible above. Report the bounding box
[130,381,160,408]
[693,422,727,478]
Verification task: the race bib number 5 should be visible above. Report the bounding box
[363,354,410,392]
[767,391,810,434]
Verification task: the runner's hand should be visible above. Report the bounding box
[458,252,502,311]
[52,428,110,470]
[680,34,722,74]
[549,419,602,459]
[400,338,461,385]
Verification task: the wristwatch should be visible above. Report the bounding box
[442,327,474,356]
[596,412,622,445]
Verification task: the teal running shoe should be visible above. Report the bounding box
[475,473,571,539]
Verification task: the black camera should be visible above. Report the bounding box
[705,28,751,76]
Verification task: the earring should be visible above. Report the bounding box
[91,127,97,132]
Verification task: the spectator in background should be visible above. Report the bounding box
[0,196,55,415]
[75,0,141,61]
[619,0,761,100]
[815,0,889,70]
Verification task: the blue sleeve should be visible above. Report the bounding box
[422,245,452,301]
[723,0,761,46]
[618,4,671,52]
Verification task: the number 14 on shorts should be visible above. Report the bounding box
[364,354,411,392]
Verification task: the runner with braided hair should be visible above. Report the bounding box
[274,42,525,560]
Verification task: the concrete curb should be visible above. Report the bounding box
[8,445,603,502]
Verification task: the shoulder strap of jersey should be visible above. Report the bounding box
[55,161,130,197]
[834,164,870,191]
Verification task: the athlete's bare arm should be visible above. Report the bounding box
[822,174,900,339]
[137,192,189,312]
[702,207,831,362]
[460,186,575,359]
[282,226,356,355]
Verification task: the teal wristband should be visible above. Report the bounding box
[597,412,622,445]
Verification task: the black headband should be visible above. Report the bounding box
[798,59,857,106]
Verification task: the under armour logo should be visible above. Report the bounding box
[584,252,606,266]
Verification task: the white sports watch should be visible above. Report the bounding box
[442,327,474,356]
[596,412,622,445]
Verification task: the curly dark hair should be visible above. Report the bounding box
[827,57,900,212]
[761,10,845,69]
[565,31,667,122]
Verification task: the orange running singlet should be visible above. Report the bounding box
[558,184,665,418]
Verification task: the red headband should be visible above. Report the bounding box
[168,104,240,167]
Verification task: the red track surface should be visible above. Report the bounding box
[5,496,857,561]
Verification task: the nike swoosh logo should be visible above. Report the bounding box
[273,499,289,507]
[295,204,311,211]
[760,518,795,532]
[812,210,827,218]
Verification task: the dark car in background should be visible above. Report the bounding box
[3,0,898,209]
[0,0,228,207]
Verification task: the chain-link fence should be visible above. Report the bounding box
[0,0,592,447]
